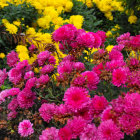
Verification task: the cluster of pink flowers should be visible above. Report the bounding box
[52,24,106,52]
[0,68,7,87]
[117,32,140,51]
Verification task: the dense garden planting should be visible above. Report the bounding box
[0,0,140,139]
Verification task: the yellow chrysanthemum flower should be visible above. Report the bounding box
[106,45,114,52]
[128,15,137,24]
[0,53,5,59]
[5,23,18,34]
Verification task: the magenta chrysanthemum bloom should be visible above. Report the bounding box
[96,30,107,46]
[29,44,36,51]
[117,32,131,46]
[17,88,36,109]
[8,68,22,84]
[97,120,124,140]
[118,114,140,135]
[58,127,72,140]
[80,124,97,140]
[8,97,18,111]
[92,63,104,76]
[39,103,55,122]
[76,32,95,48]
[124,92,140,114]
[16,60,31,71]
[112,44,124,51]
[0,69,7,87]
[25,77,37,89]
[36,74,50,88]
[90,32,102,48]
[101,106,116,122]
[48,55,56,65]
[8,88,20,96]
[7,51,19,67]
[7,111,18,120]
[39,127,59,140]
[81,71,100,90]
[57,61,73,75]
[62,55,75,62]
[18,120,34,137]
[105,60,126,71]
[0,89,9,104]
[91,95,108,116]
[41,65,54,74]
[52,24,77,42]
[73,62,85,72]
[67,116,87,139]
[109,50,123,61]
[24,71,34,80]
[55,104,68,116]
[129,35,140,51]
[112,67,129,87]
[37,51,51,66]
[71,75,86,87]
[63,87,90,112]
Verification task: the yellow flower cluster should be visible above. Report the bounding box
[78,0,93,8]
[16,45,30,62]
[2,19,21,34]
[93,0,124,20]
[106,24,120,38]
[0,53,5,59]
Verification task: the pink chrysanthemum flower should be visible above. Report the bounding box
[37,51,51,66]
[76,32,95,48]
[112,44,124,51]
[67,116,87,139]
[73,62,85,72]
[0,69,7,87]
[57,61,73,75]
[7,51,19,67]
[36,74,50,88]
[101,106,116,122]
[8,88,20,96]
[7,111,18,120]
[80,124,97,140]
[52,24,77,42]
[39,127,59,140]
[62,55,75,62]
[124,92,140,114]
[39,103,55,122]
[97,120,124,140]
[96,30,107,46]
[48,56,56,65]
[18,120,34,137]
[92,63,104,76]
[55,104,68,116]
[109,50,123,61]
[81,71,100,90]
[29,44,36,51]
[41,65,54,74]
[58,127,72,140]
[24,71,34,80]
[129,35,140,51]
[90,32,102,48]
[8,68,22,84]
[8,97,18,111]
[16,60,31,71]
[105,60,126,71]
[17,88,36,109]
[0,89,9,104]
[117,32,131,46]
[118,114,140,135]
[25,77,37,89]
[71,75,86,87]
[63,87,90,112]
[91,95,108,117]
[112,67,129,87]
